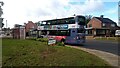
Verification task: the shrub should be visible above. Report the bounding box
[41,38,48,42]
[36,38,41,41]
[36,38,48,42]
[56,42,65,46]
[26,37,36,40]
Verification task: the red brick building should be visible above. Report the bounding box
[25,21,37,36]
[86,16,119,37]
[25,21,37,32]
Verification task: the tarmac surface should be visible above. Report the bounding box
[66,39,119,67]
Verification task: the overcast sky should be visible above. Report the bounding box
[1,0,119,28]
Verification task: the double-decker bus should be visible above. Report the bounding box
[37,15,86,44]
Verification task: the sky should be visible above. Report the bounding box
[1,0,120,28]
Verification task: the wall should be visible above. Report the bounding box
[13,28,20,39]
[13,27,25,39]
[87,18,102,28]
[25,21,37,32]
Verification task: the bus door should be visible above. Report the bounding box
[70,28,77,37]
[69,28,77,42]
[65,28,82,44]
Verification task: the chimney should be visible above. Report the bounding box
[24,23,26,25]
[100,15,104,18]
[28,21,33,23]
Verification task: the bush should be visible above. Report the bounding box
[36,38,41,41]
[56,42,65,46]
[26,37,36,40]
[41,38,48,42]
[36,38,48,42]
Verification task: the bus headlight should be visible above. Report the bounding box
[76,37,78,39]
[76,36,80,40]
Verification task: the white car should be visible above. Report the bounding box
[115,30,120,36]
[0,34,6,38]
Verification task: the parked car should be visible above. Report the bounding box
[115,30,120,36]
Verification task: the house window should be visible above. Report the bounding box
[102,23,105,27]
[89,24,92,28]
[96,30,106,35]
[111,24,115,27]
[32,26,34,28]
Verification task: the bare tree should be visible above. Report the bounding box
[0,1,4,28]
[85,15,92,27]
[0,1,4,17]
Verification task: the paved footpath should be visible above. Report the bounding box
[66,45,119,67]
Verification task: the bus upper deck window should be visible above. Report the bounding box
[41,22,46,26]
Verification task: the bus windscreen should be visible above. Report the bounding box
[77,16,85,25]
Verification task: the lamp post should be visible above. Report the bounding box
[118,1,120,26]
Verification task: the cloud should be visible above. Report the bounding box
[68,0,104,15]
[70,0,119,2]
[2,0,105,28]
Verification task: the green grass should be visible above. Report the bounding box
[95,37,120,42]
[2,39,110,66]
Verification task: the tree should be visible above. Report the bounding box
[0,1,4,28]
[2,22,4,27]
[0,18,4,28]
[85,15,92,27]
[0,1,4,17]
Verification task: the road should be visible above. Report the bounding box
[81,39,119,56]
[66,39,119,66]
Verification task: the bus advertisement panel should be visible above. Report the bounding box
[44,24,68,30]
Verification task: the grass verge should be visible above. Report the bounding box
[2,38,111,66]
[95,37,120,42]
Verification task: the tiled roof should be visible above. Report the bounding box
[95,17,116,24]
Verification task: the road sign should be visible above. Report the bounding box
[48,38,56,45]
